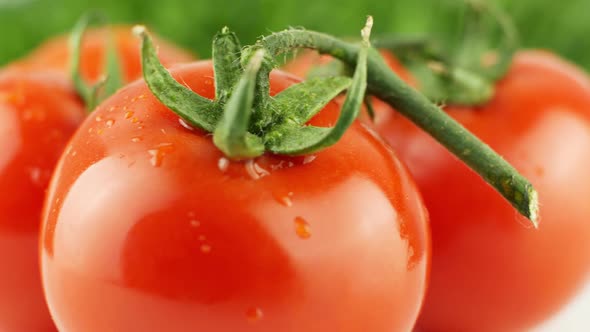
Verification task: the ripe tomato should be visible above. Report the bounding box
[40,61,430,332]
[372,50,590,331]
[9,26,195,82]
[0,28,193,332]
[0,71,86,332]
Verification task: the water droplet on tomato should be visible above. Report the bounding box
[105,119,115,128]
[95,115,103,122]
[131,137,142,143]
[190,220,200,227]
[148,149,163,167]
[131,117,139,123]
[245,159,270,180]
[124,111,134,119]
[28,167,43,186]
[200,244,212,253]
[303,155,316,164]
[246,307,263,323]
[179,118,195,131]
[294,217,311,239]
[147,143,175,167]
[274,192,294,207]
[218,157,230,172]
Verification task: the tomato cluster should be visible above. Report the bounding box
[0,12,589,332]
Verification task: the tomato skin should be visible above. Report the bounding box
[9,26,195,82]
[0,71,86,332]
[372,51,590,331]
[0,26,192,332]
[41,61,430,332]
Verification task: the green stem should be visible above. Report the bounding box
[213,50,266,159]
[69,12,125,111]
[134,26,217,132]
[212,27,243,102]
[258,29,538,225]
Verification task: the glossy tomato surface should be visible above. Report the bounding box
[9,26,195,82]
[41,61,430,332]
[0,27,192,332]
[372,51,590,331]
[0,71,86,332]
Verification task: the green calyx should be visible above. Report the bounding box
[69,12,124,111]
[134,18,372,160]
[374,0,518,106]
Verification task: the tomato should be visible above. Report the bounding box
[371,50,590,331]
[0,71,86,332]
[9,26,195,82]
[0,27,193,332]
[40,61,430,332]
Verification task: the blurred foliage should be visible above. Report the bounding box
[0,0,589,70]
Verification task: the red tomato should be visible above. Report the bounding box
[0,27,193,332]
[372,50,590,331]
[40,61,430,332]
[9,26,195,82]
[0,71,86,332]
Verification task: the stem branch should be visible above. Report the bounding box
[259,29,538,225]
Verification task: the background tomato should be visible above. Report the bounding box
[372,50,590,331]
[0,28,194,332]
[41,61,430,332]
[8,26,195,82]
[0,71,85,332]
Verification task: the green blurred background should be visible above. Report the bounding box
[0,0,588,69]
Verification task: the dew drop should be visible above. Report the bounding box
[138,94,146,99]
[294,217,311,239]
[274,192,294,207]
[147,143,175,167]
[246,307,263,323]
[148,149,163,167]
[190,220,201,227]
[97,129,104,135]
[200,244,212,253]
[245,159,270,180]
[179,118,194,131]
[109,106,116,112]
[131,137,142,143]
[303,155,316,164]
[28,167,42,186]
[124,111,134,119]
[105,119,115,128]
[95,115,103,122]
[218,157,230,172]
